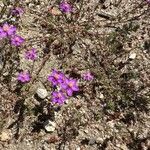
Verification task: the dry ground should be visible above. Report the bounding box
[0,0,150,150]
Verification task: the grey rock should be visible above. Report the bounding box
[36,88,48,99]
[89,138,96,145]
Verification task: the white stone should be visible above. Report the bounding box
[76,147,81,150]
[28,3,34,8]
[0,130,12,141]
[96,137,103,143]
[129,53,136,59]
[36,88,48,99]
[44,120,56,132]
[100,93,104,99]
[11,17,16,22]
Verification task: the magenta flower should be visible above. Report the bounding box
[59,1,72,13]
[11,34,25,46]
[82,72,94,81]
[25,48,37,60]
[11,7,24,16]
[146,0,150,3]
[61,78,79,96]
[48,70,66,86]
[17,71,30,83]
[51,91,66,105]
[0,23,16,38]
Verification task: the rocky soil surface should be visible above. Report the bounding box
[0,0,150,150]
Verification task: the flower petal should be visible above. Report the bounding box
[67,88,73,96]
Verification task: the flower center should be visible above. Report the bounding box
[57,93,62,98]
[3,25,10,32]
[15,37,20,42]
[21,75,26,81]
[54,74,59,79]
[68,82,73,87]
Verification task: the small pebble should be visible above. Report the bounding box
[99,93,104,99]
[36,88,48,99]
[44,120,56,132]
[0,130,12,141]
[76,147,80,150]
[129,53,136,59]
[88,138,96,145]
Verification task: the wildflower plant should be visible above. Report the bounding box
[48,69,66,86]
[0,23,24,47]
[48,69,79,105]
[82,72,94,81]
[59,1,72,13]
[52,91,66,105]
[0,23,16,38]
[11,34,25,46]
[17,71,31,83]
[25,48,37,60]
[60,78,79,96]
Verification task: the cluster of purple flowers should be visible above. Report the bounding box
[48,70,79,105]
[17,69,94,105]
[0,23,24,46]
[17,48,37,83]
[13,4,94,106]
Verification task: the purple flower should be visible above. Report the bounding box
[146,0,150,3]
[11,34,25,46]
[48,70,66,86]
[11,7,24,16]
[51,91,66,105]
[25,48,37,60]
[0,23,16,38]
[82,72,94,81]
[17,71,30,83]
[59,1,72,13]
[61,78,79,96]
